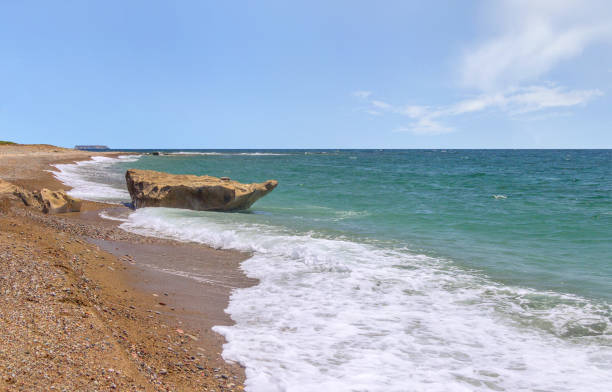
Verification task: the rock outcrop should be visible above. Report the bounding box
[0,179,81,214]
[125,169,278,211]
[35,189,82,214]
[0,179,19,197]
[0,179,39,209]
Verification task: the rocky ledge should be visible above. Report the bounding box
[125,169,278,211]
[0,179,81,214]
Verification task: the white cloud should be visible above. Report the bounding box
[371,100,392,109]
[502,85,603,113]
[446,85,602,115]
[354,1,608,134]
[393,119,453,135]
[357,85,601,135]
[398,105,429,118]
[461,0,612,90]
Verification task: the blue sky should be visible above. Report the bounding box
[1,0,611,148]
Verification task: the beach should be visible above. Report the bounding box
[0,144,252,391]
[3,2,610,390]
[2,145,611,391]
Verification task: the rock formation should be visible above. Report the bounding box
[125,169,278,211]
[35,189,82,214]
[0,179,82,214]
[0,179,19,197]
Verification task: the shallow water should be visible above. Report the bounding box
[54,150,612,391]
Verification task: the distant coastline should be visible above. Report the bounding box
[74,145,110,151]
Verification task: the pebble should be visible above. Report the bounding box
[0,202,245,391]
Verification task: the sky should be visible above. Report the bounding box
[1,0,611,149]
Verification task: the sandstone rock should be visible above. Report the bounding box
[0,179,40,208]
[125,169,278,211]
[34,189,82,214]
[0,179,19,197]
[17,190,41,209]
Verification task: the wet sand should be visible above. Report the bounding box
[0,144,254,391]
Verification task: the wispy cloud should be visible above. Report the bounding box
[446,85,602,116]
[461,0,612,90]
[354,1,609,135]
[370,100,391,109]
[393,120,452,136]
[357,85,602,134]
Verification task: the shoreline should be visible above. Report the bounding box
[0,144,253,391]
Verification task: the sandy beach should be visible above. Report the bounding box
[3,3,610,389]
[0,144,253,391]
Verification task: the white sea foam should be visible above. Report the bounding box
[237,152,290,156]
[98,209,132,222]
[51,155,140,203]
[120,207,612,392]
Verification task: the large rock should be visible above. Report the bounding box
[0,179,40,209]
[0,179,81,213]
[0,179,19,197]
[35,189,82,214]
[125,169,278,211]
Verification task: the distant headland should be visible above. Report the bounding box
[74,145,109,151]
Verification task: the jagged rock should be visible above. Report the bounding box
[0,180,81,213]
[34,189,82,214]
[0,179,40,209]
[125,169,278,211]
[0,180,19,212]
[18,190,41,209]
[0,179,18,197]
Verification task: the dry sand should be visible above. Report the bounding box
[0,144,254,391]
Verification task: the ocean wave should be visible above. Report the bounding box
[98,209,131,222]
[51,155,140,203]
[119,207,612,392]
[237,152,290,156]
[165,152,224,156]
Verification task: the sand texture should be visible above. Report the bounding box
[0,144,252,391]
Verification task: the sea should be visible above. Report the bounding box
[53,149,612,391]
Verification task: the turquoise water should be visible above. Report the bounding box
[55,150,612,391]
[112,150,611,300]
